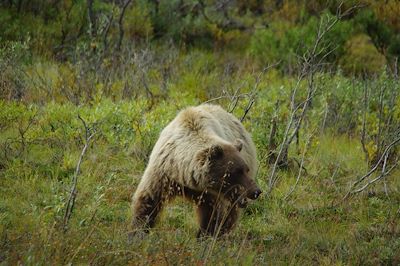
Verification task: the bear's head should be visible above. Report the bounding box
[197,140,262,206]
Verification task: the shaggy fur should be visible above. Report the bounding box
[130,104,261,237]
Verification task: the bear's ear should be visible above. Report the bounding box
[209,144,224,160]
[234,139,243,152]
[196,144,224,165]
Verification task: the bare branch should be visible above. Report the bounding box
[228,85,244,113]
[351,155,398,195]
[116,0,133,51]
[203,63,278,121]
[17,111,37,157]
[342,134,400,201]
[63,115,96,232]
[102,13,114,54]
[87,0,96,39]
[240,63,279,121]
[267,3,363,192]
[203,93,248,106]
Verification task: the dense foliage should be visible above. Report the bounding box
[1,0,400,265]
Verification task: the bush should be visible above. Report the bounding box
[0,40,30,100]
[248,12,354,72]
[151,0,213,47]
[339,34,386,76]
[124,1,154,41]
[354,9,395,57]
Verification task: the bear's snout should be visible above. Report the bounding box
[240,178,262,200]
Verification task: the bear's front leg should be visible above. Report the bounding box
[129,176,166,239]
[196,194,239,238]
[131,193,163,230]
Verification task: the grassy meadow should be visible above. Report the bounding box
[1,55,399,264]
[1,0,400,265]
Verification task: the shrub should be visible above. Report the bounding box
[124,1,154,41]
[248,12,354,72]
[339,34,386,76]
[0,40,30,100]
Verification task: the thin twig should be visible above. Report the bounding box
[267,3,361,193]
[342,134,400,201]
[63,115,96,232]
[240,63,279,121]
[351,159,397,195]
[116,0,133,51]
[203,93,249,105]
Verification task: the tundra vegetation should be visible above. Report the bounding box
[0,0,400,265]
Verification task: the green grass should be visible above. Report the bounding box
[1,97,399,265]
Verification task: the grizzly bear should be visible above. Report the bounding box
[130,104,262,238]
